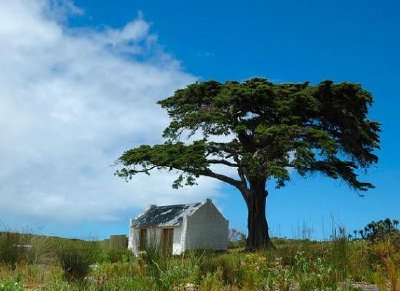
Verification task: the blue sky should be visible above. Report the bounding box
[1,0,399,240]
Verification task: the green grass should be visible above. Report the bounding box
[0,226,399,290]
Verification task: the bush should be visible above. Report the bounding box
[198,268,223,291]
[199,253,242,286]
[159,263,199,290]
[56,241,97,282]
[0,274,24,291]
[359,218,399,242]
[99,248,134,263]
[372,237,400,291]
[0,231,31,269]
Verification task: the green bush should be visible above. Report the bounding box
[198,268,223,291]
[0,231,31,269]
[159,263,199,290]
[56,241,97,282]
[99,248,134,263]
[199,253,242,286]
[0,274,24,291]
[294,251,337,290]
[359,218,399,242]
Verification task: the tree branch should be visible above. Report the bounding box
[202,168,244,190]
[207,159,238,167]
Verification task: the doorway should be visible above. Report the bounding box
[162,228,173,254]
[139,228,147,251]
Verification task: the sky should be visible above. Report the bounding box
[0,0,399,240]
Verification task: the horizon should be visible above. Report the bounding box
[0,0,399,241]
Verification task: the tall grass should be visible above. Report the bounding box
[1,220,399,290]
[0,226,33,269]
[330,226,350,281]
[56,240,98,282]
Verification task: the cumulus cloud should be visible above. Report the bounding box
[0,0,222,224]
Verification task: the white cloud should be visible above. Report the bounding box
[0,0,222,224]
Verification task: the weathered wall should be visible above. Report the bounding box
[128,227,161,255]
[184,200,229,251]
[128,224,183,255]
[128,226,139,255]
[172,225,183,255]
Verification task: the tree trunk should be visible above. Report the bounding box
[245,179,273,251]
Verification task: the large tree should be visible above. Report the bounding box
[117,78,380,250]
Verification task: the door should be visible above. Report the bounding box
[139,228,147,251]
[162,228,173,254]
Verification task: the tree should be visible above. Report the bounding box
[359,218,399,242]
[117,78,380,250]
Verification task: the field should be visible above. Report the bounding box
[0,223,399,290]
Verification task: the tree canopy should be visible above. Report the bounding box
[117,78,380,250]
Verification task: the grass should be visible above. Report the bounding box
[0,224,399,290]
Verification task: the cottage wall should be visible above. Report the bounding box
[128,226,139,255]
[128,227,161,255]
[172,225,184,255]
[184,201,229,251]
[129,225,183,256]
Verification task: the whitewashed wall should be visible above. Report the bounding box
[128,224,183,255]
[128,226,160,255]
[172,225,184,255]
[128,199,228,255]
[128,225,139,255]
[184,200,229,251]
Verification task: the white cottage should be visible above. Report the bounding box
[128,199,229,255]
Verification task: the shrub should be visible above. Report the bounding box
[294,251,337,290]
[198,252,243,286]
[198,268,223,291]
[359,218,399,242]
[99,249,134,263]
[159,263,199,290]
[0,231,31,269]
[0,274,24,291]
[372,238,400,291]
[56,241,97,282]
[347,240,374,282]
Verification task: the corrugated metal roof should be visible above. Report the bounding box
[132,203,202,228]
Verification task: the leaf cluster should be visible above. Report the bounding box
[117,78,380,192]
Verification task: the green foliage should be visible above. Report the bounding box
[330,227,350,281]
[118,78,380,191]
[359,218,399,242]
[98,248,134,263]
[295,251,338,290]
[159,262,199,290]
[0,274,24,291]
[371,234,400,291]
[198,268,223,291]
[56,240,97,282]
[3,226,399,290]
[41,280,80,291]
[117,78,380,250]
[0,231,31,270]
[199,252,243,286]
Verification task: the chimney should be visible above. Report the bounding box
[205,198,212,204]
[148,204,157,209]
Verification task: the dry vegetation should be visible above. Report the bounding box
[0,220,399,290]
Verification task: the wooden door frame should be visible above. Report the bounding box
[139,228,147,251]
[162,228,173,254]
